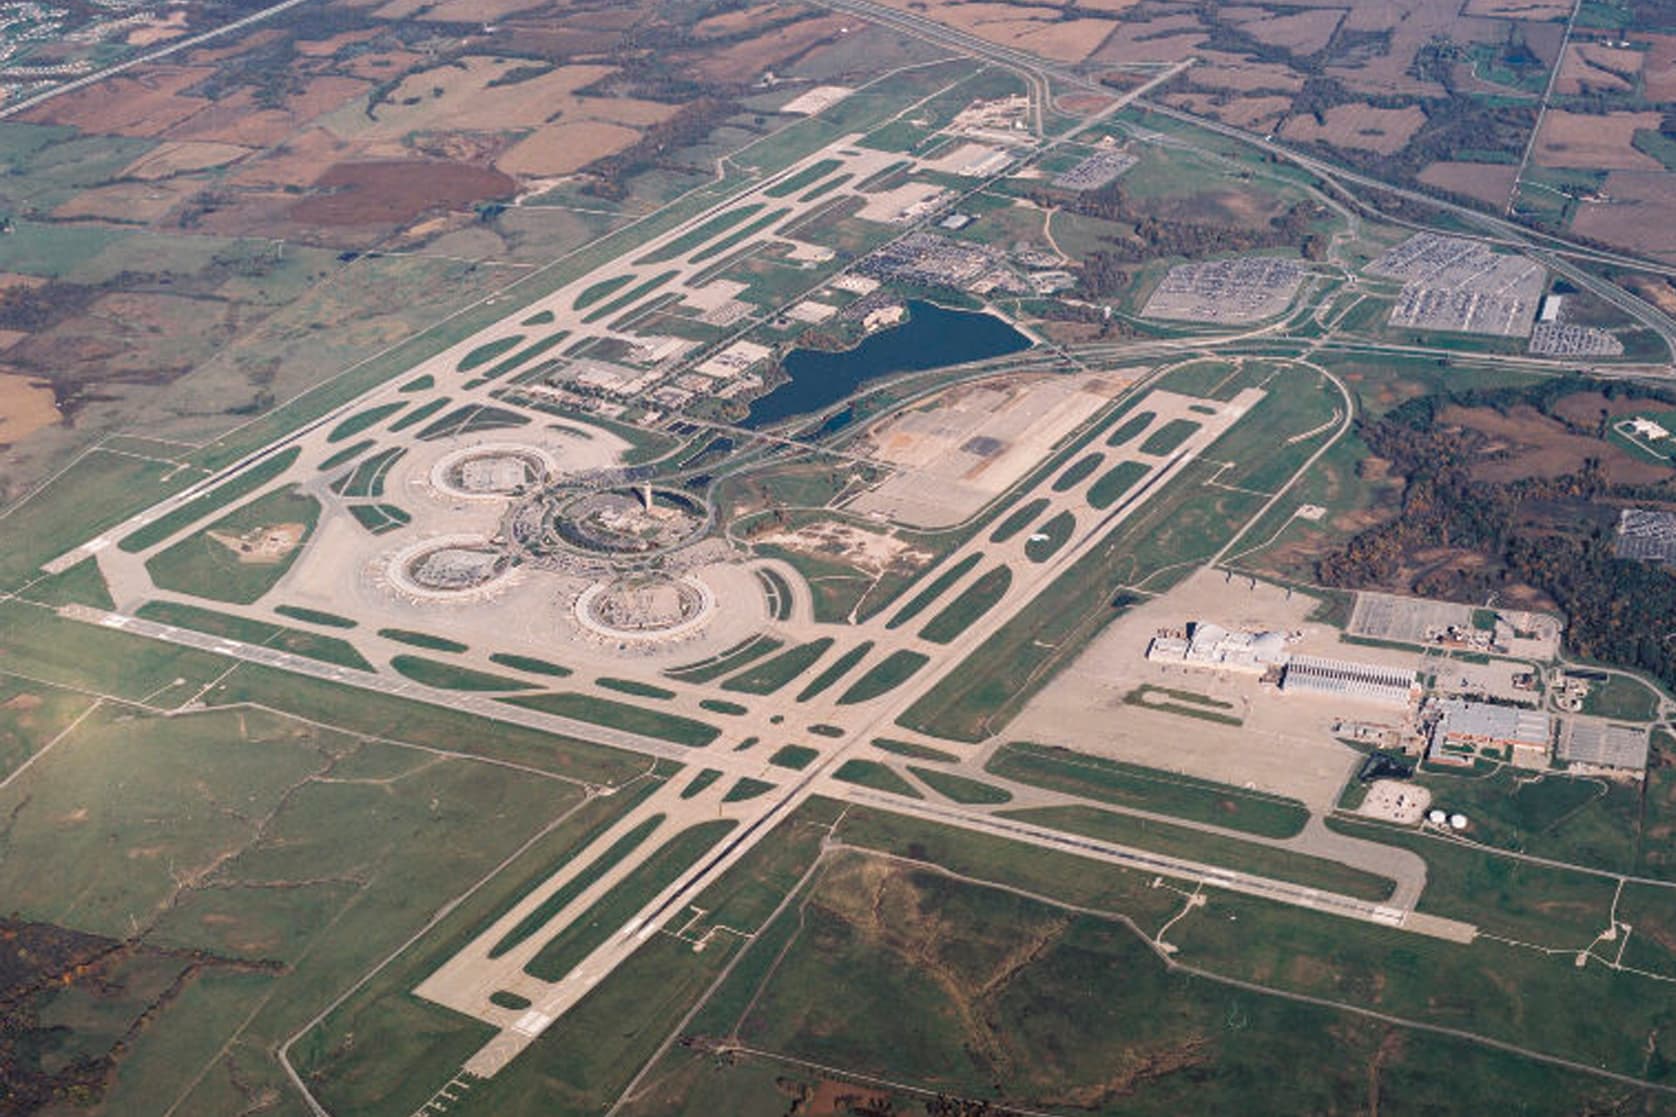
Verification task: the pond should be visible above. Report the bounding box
[741,299,1032,429]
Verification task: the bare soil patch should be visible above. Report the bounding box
[1166,92,1291,131]
[210,522,304,564]
[754,521,932,577]
[1418,161,1518,207]
[20,65,213,136]
[1281,103,1426,154]
[1187,52,1305,93]
[0,372,60,444]
[290,160,516,227]
[1572,172,1676,263]
[1534,110,1663,170]
[53,179,198,224]
[495,121,642,176]
[1438,403,1671,485]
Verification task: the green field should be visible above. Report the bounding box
[490,813,666,959]
[1087,459,1151,509]
[1007,805,1393,901]
[833,758,923,798]
[721,637,834,694]
[886,553,982,629]
[391,655,535,692]
[1023,509,1074,562]
[988,496,1050,543]
[502,692,721,748]
[523,819,738,980]
[908,766,1012,804]
[135,601,371,671]
[794,640,873,701]
[919,564,1012,644]
[145,486,320,605]
[988,742,1308,838]
[837,650,929,705]
[118,446,301,555]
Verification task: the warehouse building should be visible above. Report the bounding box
[1145,622,1291,672]
[1280,655,1418,706]
[1428,699,1553,768]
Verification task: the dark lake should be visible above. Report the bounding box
[741,299,1032,428]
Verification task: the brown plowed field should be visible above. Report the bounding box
[1637,33,1676,101]
[19,65,213,136]
[1533,110,1663,170]
[1571,172,1676,263]
[289,160,516,227]
[1281,103,1426,154]
[1555,42,1642,96]
[1418,161,1518,207]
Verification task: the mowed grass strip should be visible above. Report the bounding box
[1024,510,1074,562]
[688,208,789,264]
[796,641,874,702]
[873,737,959,762]
[1139,418,1201,456]
[887,553,982,629]
[833,759,923,798]
[489,652,572,677]
[1052,451,1104,492]
[722,637,834,695]
[634,203,765,265]
[136,601,372,671]
[501,693,721,748]
[908,766,1012,804]
[523,819,738,980]
[666,635,784,683]
[837,651,929,705]
[987,742,1307,838]
[457,335,523,372]
[119,445,301,553]
[378,628,468,653]
[988,497,1050,544]
[919,565,1011,645]
[489,814,666,959]
[1087,460,1150,510]
[1105,410,1155,447]
[1005,805,1393,901]
[581,269,680,325]
[327,402,405,443]
[598,677,677,701]
[764,158,843,197]
[274,604,357,629]
[391,655,535,692]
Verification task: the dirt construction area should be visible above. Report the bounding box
[845,371,1132,527]
[1005,568,1423,811]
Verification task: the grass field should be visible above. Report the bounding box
[1087,459,1151,509]
[886,552,982,629]
[622,842,1676,1115]
[833,758,923,798]
[118,446,301,555]
[523,820,737,980]
[908,766,1012,804]
[989,742,1307,838]
[721,637,834,694]
[0,700,588,1117]
[207,664,643,785]
[135,600,372,670]
[988,496,1050,543]
[1024,509,1074,561]
[489,813,666,959]
[146,486,320,605]
[391,655,536,692]
[919,564,1011,644]
[0,671,97,782]
[1581,673,1661,721]
[490,652,573,678]
[1007,805,1393,901]
[1410,767,1645,876]
[794,640,873,702]
[501,692,721,748]
[837,650,929,705]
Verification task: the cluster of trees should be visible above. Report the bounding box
[0,281,93,332]
[1030,182,1325,267]
[1318,381,1676,689]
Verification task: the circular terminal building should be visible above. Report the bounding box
[386,535,517,601]
[430,444,558,502]
[508,484,709,568]
[575,574,716,642]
